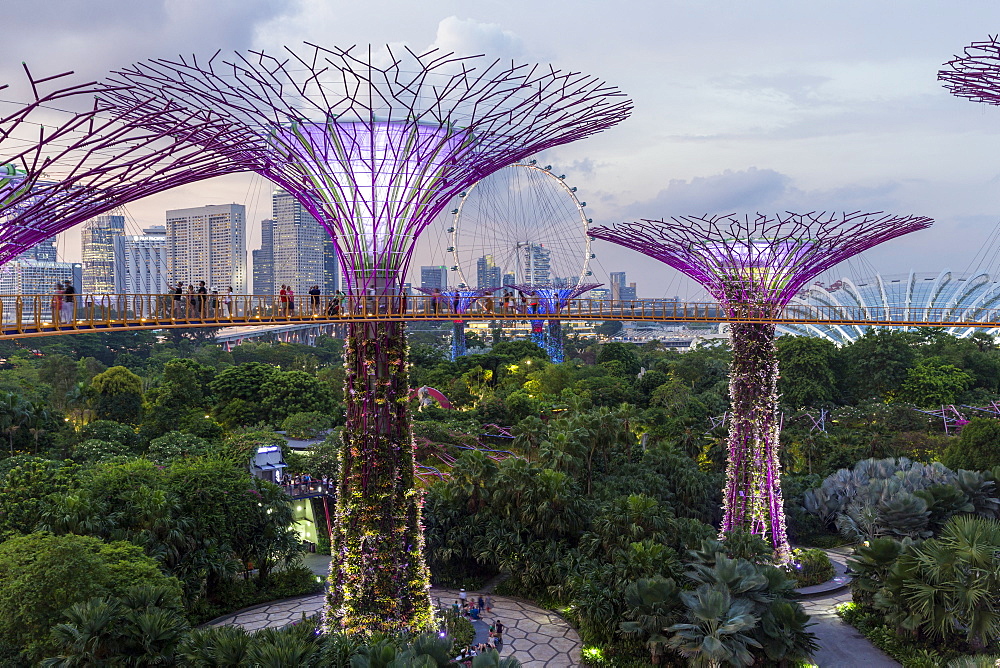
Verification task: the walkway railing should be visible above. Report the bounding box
[1,292,1000,338]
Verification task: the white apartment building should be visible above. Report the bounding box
[165,204,246,292]
[113,226,169,294]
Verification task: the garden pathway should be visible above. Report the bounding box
[800,550,901,668]
[211,558,582,667]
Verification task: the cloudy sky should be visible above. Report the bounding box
[5,0,1000,297]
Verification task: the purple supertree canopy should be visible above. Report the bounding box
[590,212,932,308]
[98,44,632,294]
[939,36,1000,105]
[0,67,246,266]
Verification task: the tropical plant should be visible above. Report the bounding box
[619,576,682,665]
[667,585,761,667]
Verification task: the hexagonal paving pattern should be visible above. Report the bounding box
[211,586,583,667]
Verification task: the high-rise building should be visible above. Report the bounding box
[609,271,627,300]
[271,188,327,295]
[16,236,57,262]
[323,237,339,295]
[114,226,168,294]
[520,243,550,285]
[420,266,448,291]
[476,255,502,289]
[0,260,82,319]
[82,214,125,294]
[502,272,516,287]
[621,282,638,300]
[252,218,275,295]
[165,204,246,291]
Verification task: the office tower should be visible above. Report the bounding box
[114,226,168,294]
[476,255,502,289]
[16,236,57,262]
[0,261,82,319]
[252,218,275,295]
[272,188,326,295]
[82,214,125,294]
[323,237,339,295]
[609,271,627,300]
[165,204,246,291]
[502,272,516,287]
[520,243,550,285]
[621,282,638,300]
[420,265,448,291]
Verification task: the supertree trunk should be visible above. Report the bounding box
[530,321,546,349]
[451,321,467,361]
[722,320,790,563]
[327,320,432,634]
[547,320,564,363]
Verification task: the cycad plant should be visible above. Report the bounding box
[877,515,1000,649]
[666,585,761,668]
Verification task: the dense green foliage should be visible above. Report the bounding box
[5,325,1000,664]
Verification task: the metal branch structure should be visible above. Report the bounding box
[98,44,632,633]
[590,212,931,562]
[416,287,498,360]
[939,36,1000,105]
[0,68,246,265]
[510,283,601,361]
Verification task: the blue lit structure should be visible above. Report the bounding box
[416,287,499,360]
[512,283,601,362]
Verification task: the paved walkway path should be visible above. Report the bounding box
[211,560,582,668]
[800,550,900,668]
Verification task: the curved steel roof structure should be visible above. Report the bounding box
[780,269,1000,343]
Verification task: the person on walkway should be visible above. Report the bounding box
[459,588,467,605]
[485,594,493,613]
[61,281,76,323]
[224,287,234,318]
[490,619,505,651]
[279,285,288,316]
[51,282,63,324]
[172,282,184,318]
[196,281,208,317]
[477,594,485,611]
[287,286,296,315]
[482,294,494,314]
[309,285,321,314]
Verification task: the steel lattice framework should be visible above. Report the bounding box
[415,286,498,360]
[98,44,632,295]
[590,212,931,562]
[510,283,601,361]
[94,43,630,633]
[0,67,246,266]
[939,36,1000,105]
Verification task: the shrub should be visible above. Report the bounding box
[440,608,476,649]
[788,548,835,587]
[281,411,333,440]
[71,438,131,464]
[146,431,211,463]
[944,418,1000,472]
[79,420,139,452]
[0,533,181,658]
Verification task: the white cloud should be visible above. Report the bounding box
[429,16,524,61]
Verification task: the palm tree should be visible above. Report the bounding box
[620,576,683,665]
[667,585,761,668]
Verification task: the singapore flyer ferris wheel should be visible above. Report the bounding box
[448,160,594,289]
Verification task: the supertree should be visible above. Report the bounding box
[415,287,499,360]
[590,212,931,561]
[939,36,1000,106]
[98,44,632,632]
[510,283,601,362]
[0,66,245,266]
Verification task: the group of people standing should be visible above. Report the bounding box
[171,281,235,319]
[449,588,506,664]
[49,281,76,324]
